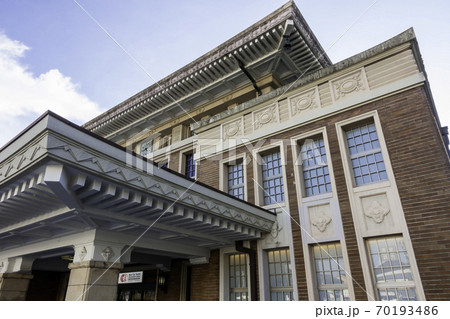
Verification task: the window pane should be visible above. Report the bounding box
[368,236,417,301]
[267,249,293,301]
[262,151,284,205]
[229,253,248,301]
[300,136,332,197]
[184,153,195,179]
[227,162,245,200]
[346,122,388,186]
[313,243,349,301]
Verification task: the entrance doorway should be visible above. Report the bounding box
[25,254,72,301]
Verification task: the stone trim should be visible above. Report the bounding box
[0,273,34,280]
[68,261,123,270]
[191,28,416,131]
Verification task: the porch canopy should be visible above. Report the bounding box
[0,112,275,267]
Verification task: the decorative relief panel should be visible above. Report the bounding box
[270,219,283,239]
[288,87,321,117]
[364,200,390,223]
[221,117,243,141]
[308,204,334,238]
[330,68,369,102]
[252,103,279,131]
[361,193,394,231]
[261,212,291,249]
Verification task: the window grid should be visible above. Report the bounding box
[346,122,388,186]
[313,243,350,301]
[140,139,153,157]
[227,162,245,200]
[184,153,195,179]
[300,136,332,197]
[229,253,248,301]
[267,249,294,301]
[368,236,417,301]
[261,151,284,205]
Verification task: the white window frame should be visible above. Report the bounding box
[291,127,355,301]
[219,154,248,201]
[335,111,425,300]
[265,247,294,301]
[219,247,252,301]
[335,111,392,192]
[344,120,388,187]
[366,235,418,301]
[311,241,350,301]
[291,128,335,201]
[252,141,288,210]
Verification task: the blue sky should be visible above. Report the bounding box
[0,0,449,147]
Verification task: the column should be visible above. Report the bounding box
[65,260,123,301]
[65,244,124,301]
[0,273,34,301]
[0,257,34,301]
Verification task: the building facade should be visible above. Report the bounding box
[1,1,449,301]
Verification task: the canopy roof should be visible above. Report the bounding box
[0,112,275,258]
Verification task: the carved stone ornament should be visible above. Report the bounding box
[332,69,367,101]
[101,247,112,261]
[222,119,242,140]
[79,246,87,261]
[254,105,277,130]
[270,220,283,238]
[290,90,317,116]
[311,212,332,232]
[364,200,390,224]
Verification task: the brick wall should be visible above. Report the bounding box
[168,151,180,171]
[377,87,450,300]
[190,249,220,301]
[196,85,450,300]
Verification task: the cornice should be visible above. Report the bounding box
[83,1,329,135]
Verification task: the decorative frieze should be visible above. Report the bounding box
[289,87,320,117]
[43,137,275,233]
[0,138,47,184]
[253,104,279,130]
[221,118,243,141]
[330,68,369,101]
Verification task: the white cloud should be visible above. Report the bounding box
[0,32,102,147]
